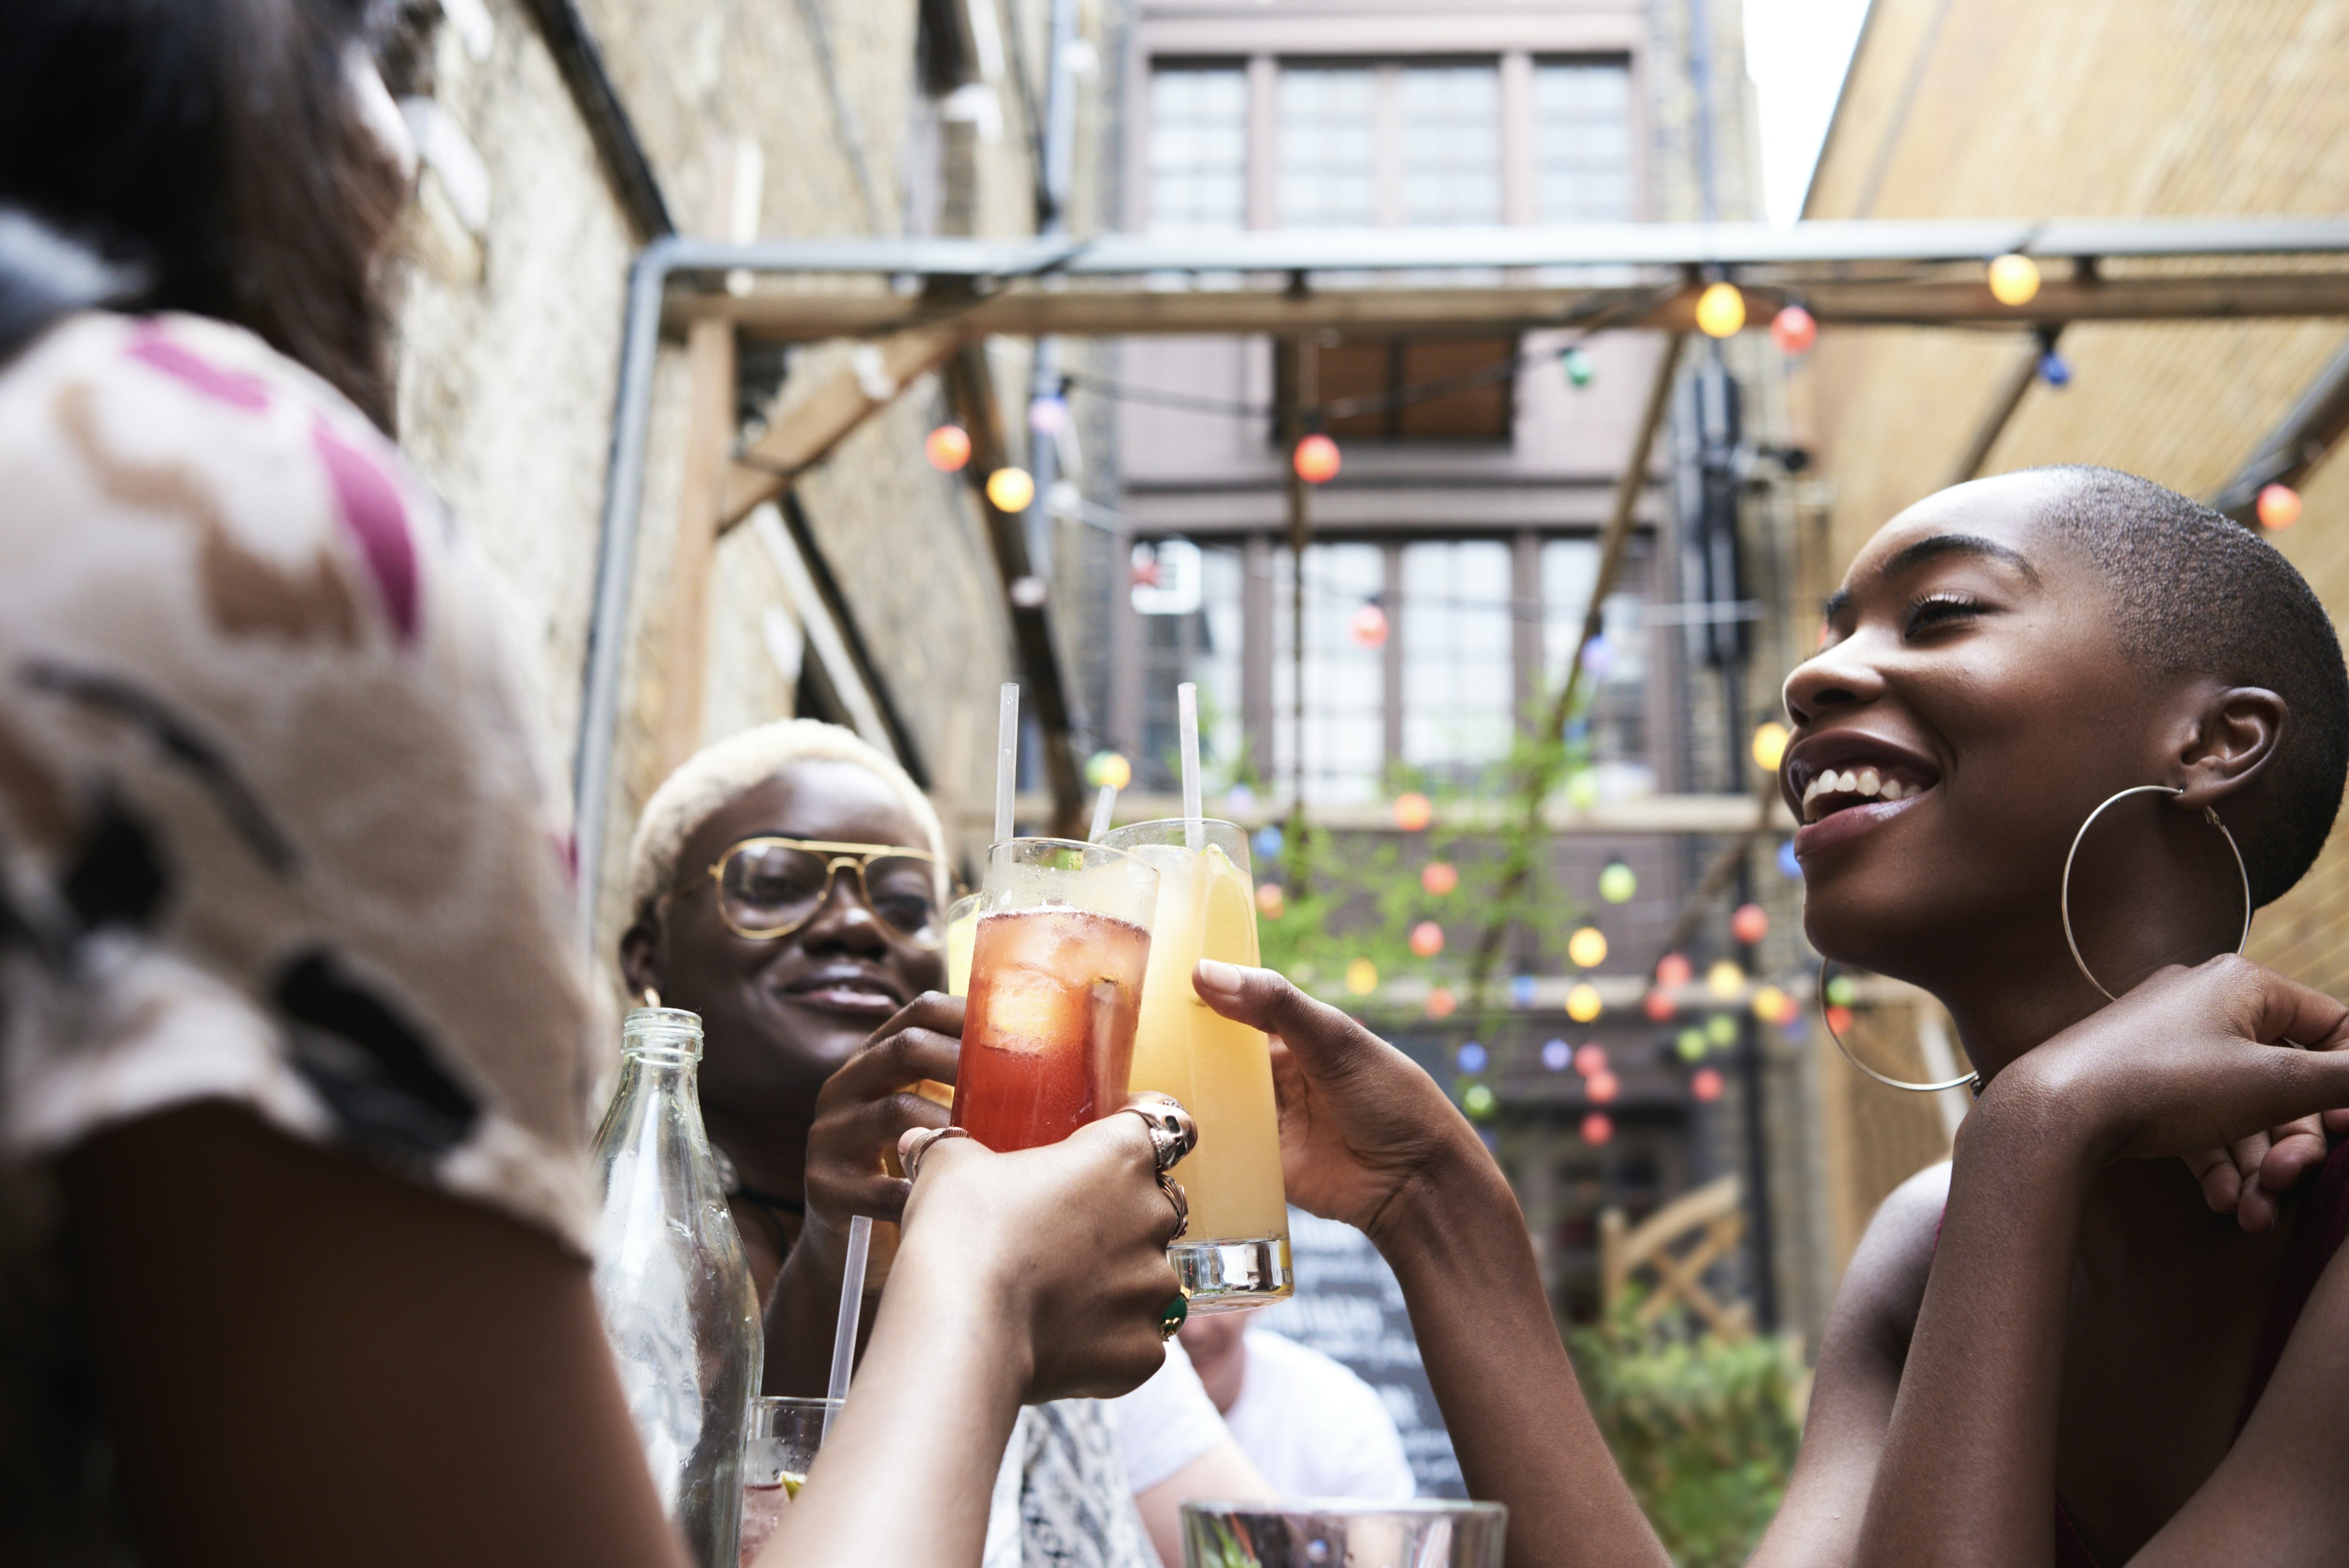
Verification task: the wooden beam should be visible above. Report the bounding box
[683,272,2349,343]
[2211,333,2349,520]
[717,324,968,532]
[1465,334,1686,1000]
[656,316,737,775]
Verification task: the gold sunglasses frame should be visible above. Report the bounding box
[659,836,962,947]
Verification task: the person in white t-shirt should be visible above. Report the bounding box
[1176,1312,1417,1500]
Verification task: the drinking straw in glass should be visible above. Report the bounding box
[1088,782,1119,843]
[995,682,1019,845]
[951,838,1159,1151]
[1103,813,1291,1307]
[820,1214,870,1441]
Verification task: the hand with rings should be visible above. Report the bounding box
[889,1096,1197,1395]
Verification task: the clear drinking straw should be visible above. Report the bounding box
[1176,682,1205,852]
[995,682,1020,846]
[1088,782,1119,842]
[822,1213,872,1439]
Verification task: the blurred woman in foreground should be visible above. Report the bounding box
[0,4,1179,1564]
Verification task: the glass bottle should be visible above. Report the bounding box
[591,1007,763,1568]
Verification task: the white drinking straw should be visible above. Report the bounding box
[1176,682,1205,852]
[821,1213,873,1439]
[1089,782,1119,842]
[995,682,1020,846]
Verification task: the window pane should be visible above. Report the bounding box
[1151,67,1249,231]
[1273,543,1386,803]
[1401,541,1515,777]
[1401,65,1501,226]
[1543,538,1650,789]
[1137,542,1247,790]
[1278,68,1378,228]
[1534,61,1635,223]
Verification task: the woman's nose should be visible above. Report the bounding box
[1782,641,1888,727]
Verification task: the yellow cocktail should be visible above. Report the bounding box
[1102,818,1291,1309]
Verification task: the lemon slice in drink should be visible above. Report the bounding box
[781,1471,807,1498]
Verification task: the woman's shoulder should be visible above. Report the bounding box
[0,308,603,1257]
[1838,1161,1953,1347]
[1,310,424,590]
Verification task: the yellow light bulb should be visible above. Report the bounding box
[1694,281,1746,338]
[1987,253,2042,307]
[1566,982,1604,1023]
[985,467,1036,512]
[1751,721,1789,772]
[1706,959,1745,998]
[1345,957,1379,995]
[1567,926,1609,968]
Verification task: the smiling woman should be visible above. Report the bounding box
[1086,464,2349,1568]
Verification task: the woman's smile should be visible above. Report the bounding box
[1784,729,1944,858]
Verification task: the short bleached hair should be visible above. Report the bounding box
[626,719,946,921]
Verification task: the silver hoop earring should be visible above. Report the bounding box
[1819,960,1982,1094]
[2060,784,2251,1002]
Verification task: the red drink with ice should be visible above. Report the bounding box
[954,907,1152,1150]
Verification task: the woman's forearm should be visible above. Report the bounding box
[760,1240,1026,1567]
[1855,1085,2095,1568]
[1372,1143,1672,1568]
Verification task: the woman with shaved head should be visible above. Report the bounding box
[1193,467,2349,1567]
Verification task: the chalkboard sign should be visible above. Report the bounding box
[1256,1208,1465,1498]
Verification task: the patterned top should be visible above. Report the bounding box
[0,311,603,1561]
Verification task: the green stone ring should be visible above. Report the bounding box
[1159,1291,1189,1341]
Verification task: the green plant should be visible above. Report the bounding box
[1252,752,1594,1038]
[1567,1304,1805,1568]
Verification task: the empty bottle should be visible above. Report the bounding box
[591,1007,762,1568]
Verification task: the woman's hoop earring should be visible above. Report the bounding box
[2060,784,2251,1003]
[1819,960,1982,1095]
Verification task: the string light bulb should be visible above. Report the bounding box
[1581,1112,1614,1145]
[1656,953,1693,988]
[1294,433,1342,484]
[1769,303,1817,355]
[1598,861,1637,904]
[1345,957,1379,995]
[1421,860,1460,896]
[1695,281,1746,338]
[1692,1067,1724,1102]
[1567,926,1609,968]
[1349,603,1390,647]
[1751,721,1789,771]
[2258,483,2303,530]
[1255,882,1285,918]
[985,467,1036,511]
[1562,346,1596,387]
[1987,253,2042,307]
[1392,792,1434,832]
[1427,986,1458,1019]
[1083,749,1132,790]
[1731,902,1770,945]
[1409,921,1446,958]
[926,424,972,472]
[1566,983,1603,1023]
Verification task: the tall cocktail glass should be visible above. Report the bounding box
[951,839,1159,1151]
[1101,819,1290,1308]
